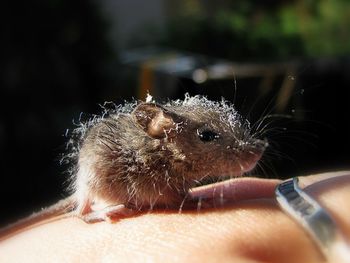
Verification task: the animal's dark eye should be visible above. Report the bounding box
[197,129,219,142]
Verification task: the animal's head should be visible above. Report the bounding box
[132,95,267,187]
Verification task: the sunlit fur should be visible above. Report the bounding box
[64,94,266,211]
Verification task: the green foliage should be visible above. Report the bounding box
[162,0,350,60]
[296,0,350,56]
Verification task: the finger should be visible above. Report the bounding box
[189,177,281,202]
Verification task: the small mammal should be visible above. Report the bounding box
[0,94,267,238]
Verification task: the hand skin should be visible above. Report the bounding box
[1,171,349,263]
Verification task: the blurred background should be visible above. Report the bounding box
[1,0,350,224]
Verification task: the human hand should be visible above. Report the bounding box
[1,171,349,263]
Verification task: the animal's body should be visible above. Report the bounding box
[0,94,267,238]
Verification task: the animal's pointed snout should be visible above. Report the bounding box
[254,138,269,151]
[242,138,268,157]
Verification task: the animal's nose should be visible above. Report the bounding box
[242,138,268,156]
[254,138,269,151]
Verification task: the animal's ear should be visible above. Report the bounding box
[132,103,176,138]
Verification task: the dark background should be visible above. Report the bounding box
[1,0,350,224]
